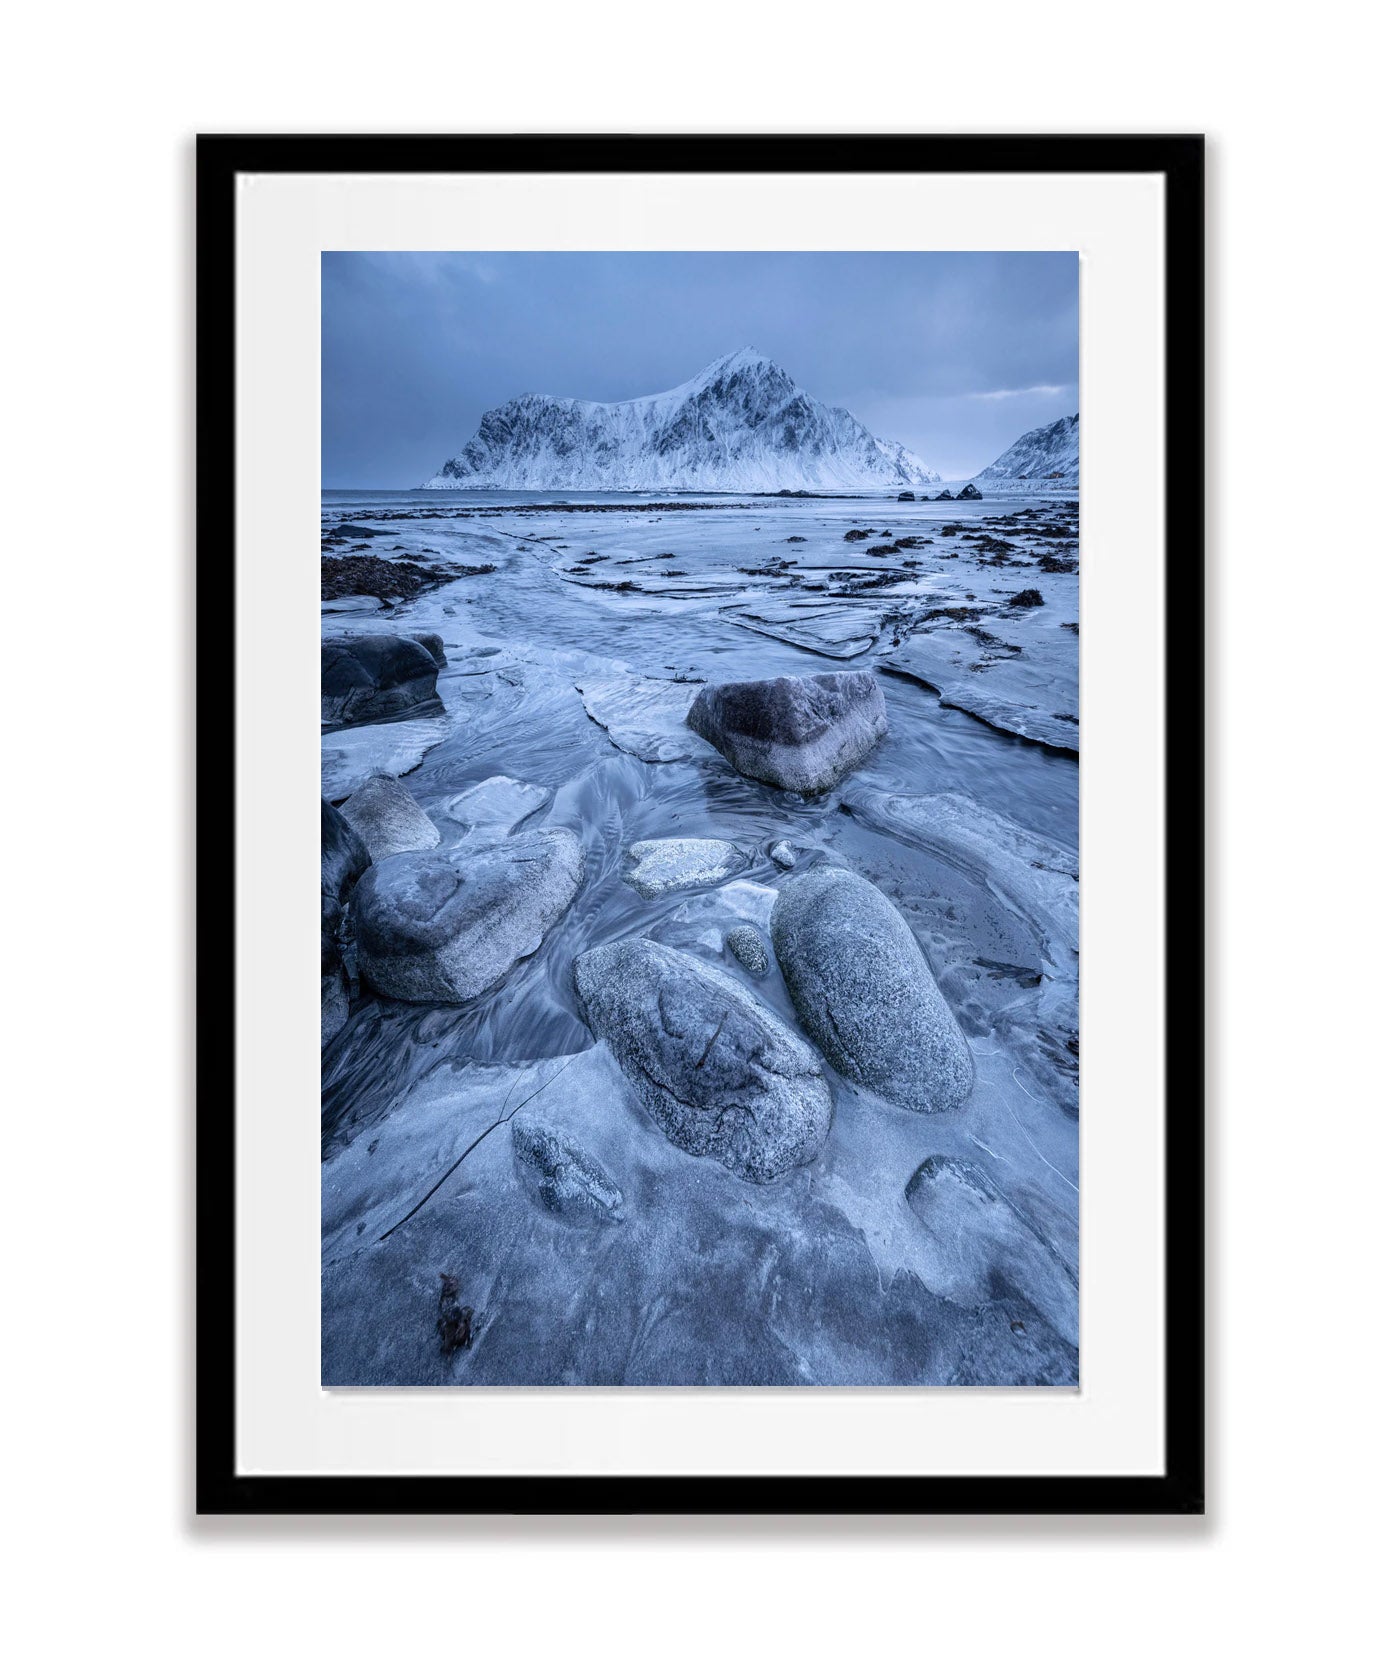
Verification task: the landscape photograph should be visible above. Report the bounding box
[319,250,1081,1387]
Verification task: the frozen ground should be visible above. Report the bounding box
[320,487,1080,1386]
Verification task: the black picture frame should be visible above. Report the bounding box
[196,133,1204,1517]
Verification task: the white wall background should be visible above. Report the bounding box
[4,4,1393,1676]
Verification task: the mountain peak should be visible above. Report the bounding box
[978,413,1079,485]
[423,354,940,491]
[698,345,775,379]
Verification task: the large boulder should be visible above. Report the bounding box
[321,798,369,971]
[339,774,440,862]
[322,633,440,728]
[350,829,585,1004]
[770,866,973,1111]
[956,482,983,501]
[573,937,831,1182]
[686,672,888,794]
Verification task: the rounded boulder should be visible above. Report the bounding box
[770,866,973,1112]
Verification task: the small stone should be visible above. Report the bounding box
[725,923,769,974]
[770,840,799,870]
[512,1119,625,1223]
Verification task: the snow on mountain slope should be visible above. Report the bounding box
[421,348,941,491]
[977,413,1079,485]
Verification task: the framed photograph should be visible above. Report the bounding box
[197,133,1204,1515]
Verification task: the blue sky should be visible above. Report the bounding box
[322,251,1078,486]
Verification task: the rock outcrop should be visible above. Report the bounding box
[321,633,440,728]
[351,830,585,1004]
[770,866,974,1111]
[686,672,888,794]
[573,936,831,1182]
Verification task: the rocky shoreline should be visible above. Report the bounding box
[320,490,1080,1386]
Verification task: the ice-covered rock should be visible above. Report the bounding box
[321,797,369,970]
[686,672,888,794]
[573,936,831,1182]
[770,866,974,1112]
[575,673,698,763]
[320,717,449,803]
[512,1117,624,1224]
[321,633,441,728]
[340,774,441,862]
[725,923,769,974]
[956,483,983,501]
[770,839,799,869]
[621,837,752,899]
[905,1155,1077,1345]
[351,829,585,1004]
[445,775,551,836]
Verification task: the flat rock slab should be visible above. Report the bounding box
[575,672,700,763]
[621,837,752,899]
[321,717,450,803]
[340,774,441,862]
[771,866,974,1113]
[573,936,831,1183]
[686,671,889,794]
[351,828,585,1004]
[882,622,1078,754]
[445,775,551,836]
[720,601,882,659]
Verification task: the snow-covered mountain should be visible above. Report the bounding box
[421,348,941,491]
[978,414,1079,485]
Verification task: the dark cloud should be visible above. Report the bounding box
[322,251,1078,485]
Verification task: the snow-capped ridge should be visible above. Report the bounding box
[422,350,940,491]
[977,414,1079,485]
